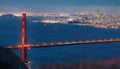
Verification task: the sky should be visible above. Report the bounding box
[0,0,120,14]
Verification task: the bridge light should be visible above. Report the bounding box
[71,41,75,43]
[43,43,47,46]
[110,39,113,41]
[64,42,69,44]
[98,40,102,42]
[85,40,90,42]
[58,42,62,44]
[50,43,54,45]
[27,47,31,50]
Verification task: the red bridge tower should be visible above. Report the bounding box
[22,13,27,63]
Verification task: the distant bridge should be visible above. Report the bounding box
[8,38,120,49]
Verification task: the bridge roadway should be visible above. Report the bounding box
[7,39,120,50]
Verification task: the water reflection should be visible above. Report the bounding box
[27,58,120,69]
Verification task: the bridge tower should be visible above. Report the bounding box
[21,13,27,63]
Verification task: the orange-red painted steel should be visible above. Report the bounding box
[22,13,27,63]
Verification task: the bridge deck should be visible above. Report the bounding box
[7,39,120,50]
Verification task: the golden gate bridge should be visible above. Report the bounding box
[4,13,120,64]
